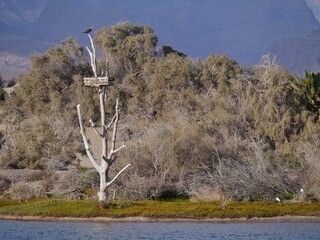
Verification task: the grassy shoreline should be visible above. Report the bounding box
[1,215,320,223]
[1,198,320,222]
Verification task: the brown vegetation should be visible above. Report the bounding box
[0,22,319,203]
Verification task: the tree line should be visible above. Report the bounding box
[0,22,319,202]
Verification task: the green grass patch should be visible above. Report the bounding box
[0,199,319,219]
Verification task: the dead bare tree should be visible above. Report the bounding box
[77,30,130,208]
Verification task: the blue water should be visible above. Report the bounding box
[0,220,319,239]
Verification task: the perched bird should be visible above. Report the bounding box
[83,27,92,34]
[300,188,304,194]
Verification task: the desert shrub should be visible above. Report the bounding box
[114,55,313,201]
[186,136,306,202]
[0,131,4,148]
[1,114,81,170]
[50,170,99,200]
[117,122,179,199]
[0,176,11,192]
[9,181,46,201]
[24,171,45,182]
[1,23,318,202]
[188,186,227,202]
[201,54,242,93]
[0,87,5,101]
[0,37,96,170]
[295,133,320,200]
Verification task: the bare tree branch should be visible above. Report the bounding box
[77,104,100,171]
[106,114,117,129]
[89,119,102,137]
[106,163,131,187]
[111,98,119,151]
[109,142,126,158]
[86,34,97,78]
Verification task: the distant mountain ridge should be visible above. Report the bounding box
[0,0,320,79]
[270,29,320,73]
[0,0,47,25]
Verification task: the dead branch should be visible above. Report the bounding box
[77,104,100,171]
[106,163,131,187]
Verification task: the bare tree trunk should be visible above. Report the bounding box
[77,32,130,208]
[77,98,130,208]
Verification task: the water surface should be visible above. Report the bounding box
[0,220,319,239]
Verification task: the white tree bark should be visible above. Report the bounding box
[77,33,130,208]
[77,96,130,207]
[85,34,98,78]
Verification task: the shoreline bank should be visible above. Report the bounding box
[1,215,320,223]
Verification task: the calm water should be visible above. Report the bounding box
[0,220,319,240]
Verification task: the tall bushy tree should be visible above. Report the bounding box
[184,63,311,201]
[0,37,97,170]
[11,38,86,116]
[144,53,199,117]
[95,22,158,78]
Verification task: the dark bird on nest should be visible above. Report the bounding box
[83,27,92,34]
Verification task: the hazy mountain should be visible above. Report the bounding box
[270,29,320,73]
[0,0,320,79]
[306,0,320,21]
[0,0,47,25]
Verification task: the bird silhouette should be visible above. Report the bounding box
[83,27,92,34]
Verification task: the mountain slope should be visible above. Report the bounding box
[270,29,320,73]
[0,0,319,79]
[122,0,319,64]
